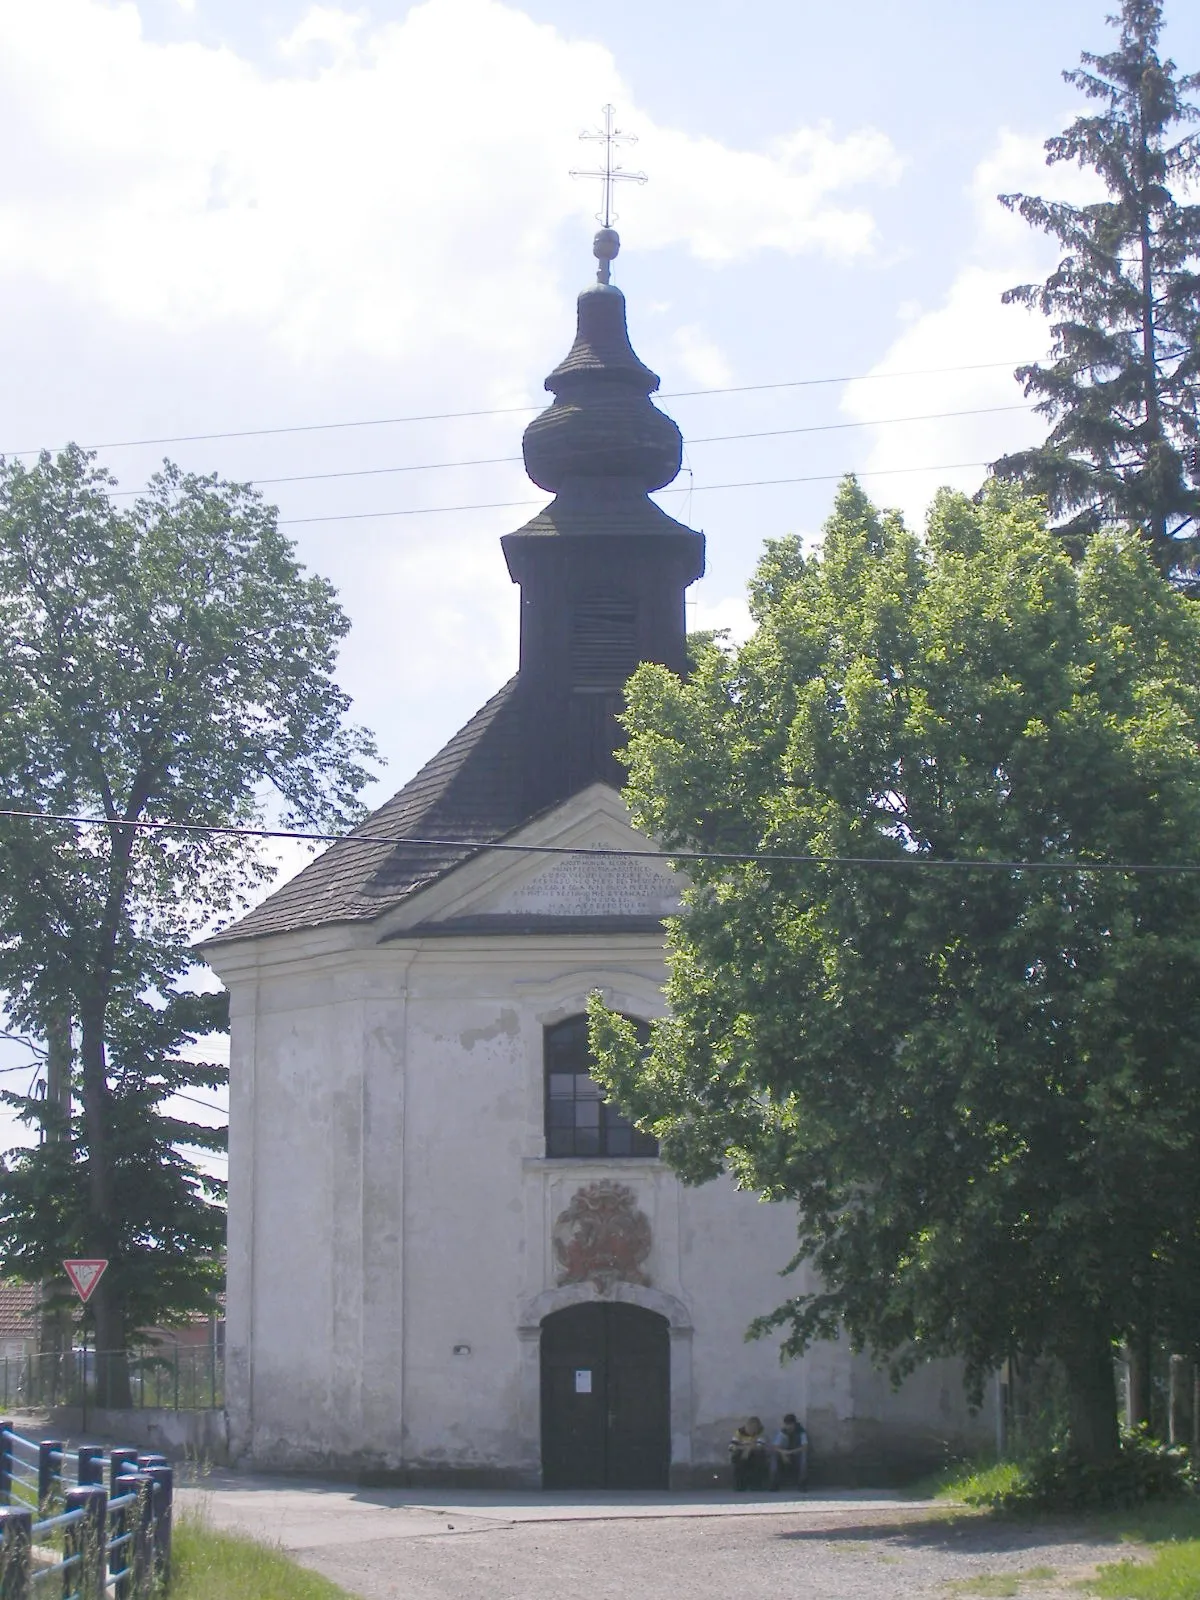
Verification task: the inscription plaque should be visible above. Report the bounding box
[505,851,680,918]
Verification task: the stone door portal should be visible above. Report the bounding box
[540,1302,670,1489]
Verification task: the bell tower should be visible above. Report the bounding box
[502,226,705,818]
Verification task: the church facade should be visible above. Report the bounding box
[202,230,993,1486]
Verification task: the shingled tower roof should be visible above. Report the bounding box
[512,237,691,545]
[206,229,703,947]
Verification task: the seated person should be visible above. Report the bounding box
[729,1416,767,1491]
[768,1412,808,1490]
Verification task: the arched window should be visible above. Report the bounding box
[544,1015,657,1159]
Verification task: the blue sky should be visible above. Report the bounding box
[4,0,1196,791]
[0,0,1198,1145]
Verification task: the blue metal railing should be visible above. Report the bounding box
[0,1425,172,1599]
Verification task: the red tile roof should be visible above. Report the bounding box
[0,1283,40,1340]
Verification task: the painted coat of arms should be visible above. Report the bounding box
[553,1180,652,1290]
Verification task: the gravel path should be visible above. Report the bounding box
[294,1510,1133,1600]
[180,1476,1142,1600]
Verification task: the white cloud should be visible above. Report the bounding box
[0,0,900,367]
[687,593,753,647]
[631,121,901,265]
[279,6,369,67]
[0,0,905,824]
[840,128,1102,527]
[670,324,733,389]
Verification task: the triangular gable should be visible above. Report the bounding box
[374,783,682,939]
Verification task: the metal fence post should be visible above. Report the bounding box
[108,1452,138,1500]
[0,1427,11,1508]
[0,1506,30,1600]
[142,1465,172,1586]
[128,1476,154,1599]
[36,1440,62,1511]
[110,1474,137,1600]
[64,1487,106,1600]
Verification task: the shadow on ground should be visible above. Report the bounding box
[780,1509,1125,1557]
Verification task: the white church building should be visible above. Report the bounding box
[201,227,992,1488]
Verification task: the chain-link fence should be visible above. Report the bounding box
[0,1345,223,1411]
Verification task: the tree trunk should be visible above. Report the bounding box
[78,1000,132,1409]
[1062,1330,1121,1466]
[39,1019,74,1393]
[1126,1329,1152,1430]
[76,806,155,1412]
[45,1016,72,1131]
[1169,1354,1188,1446]
[92,1319,132,1410]
[1134,71,1168,554]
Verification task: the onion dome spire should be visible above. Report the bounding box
[521,104,681,501]
[500,213,705,818]
[521,245,683,498]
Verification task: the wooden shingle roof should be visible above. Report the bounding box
[205,677,530,945]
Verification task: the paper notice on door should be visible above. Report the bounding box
[574,1369,592,1393]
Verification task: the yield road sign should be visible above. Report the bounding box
[63,1259,108,1303]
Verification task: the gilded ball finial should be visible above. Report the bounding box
[593,226,620,284]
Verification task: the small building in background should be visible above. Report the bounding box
[0,1282,40,1366]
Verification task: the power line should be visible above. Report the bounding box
[177,1143,228,1165]
[2,359,1035,458]
[688,404,1030,448]
[169,1091,228,1118]
[2,807,1198,877]
[275,459,995,527]
[0,1076,229,1109]
[102,403,1034,500]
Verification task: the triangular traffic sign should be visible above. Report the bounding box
[63,1259,108,1303]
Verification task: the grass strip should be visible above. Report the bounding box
[172,1514,359,1600]
[906,1461,1200,1599]
[928,1461,1027,1504]
[1090,1539,1200,1598]
[1086,1508,1200,1599]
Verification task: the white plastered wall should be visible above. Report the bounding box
[206,790,994,1480]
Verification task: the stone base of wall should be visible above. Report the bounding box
[232,1448,943,1492]
[48,1406,229,1464]
[671,1448,947,1492]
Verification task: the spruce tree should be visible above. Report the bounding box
[992,0,1200,574]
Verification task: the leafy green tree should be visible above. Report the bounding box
[0,446,376,1397]
[992,0,1200,571]
[591,478,1200,1466]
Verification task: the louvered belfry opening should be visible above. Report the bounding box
[502,234,705,818]
[571,593,639,691]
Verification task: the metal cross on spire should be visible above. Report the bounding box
[571,103,647,231]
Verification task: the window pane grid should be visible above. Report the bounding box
[543,1016,657,1159]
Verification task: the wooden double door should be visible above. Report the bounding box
[540,1303,670,1489]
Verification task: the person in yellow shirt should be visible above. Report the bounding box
[729,1416,767,1491]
